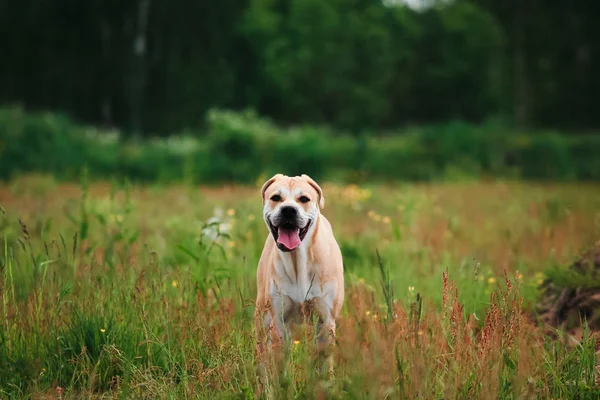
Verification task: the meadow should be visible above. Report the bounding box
[1,174,600,399]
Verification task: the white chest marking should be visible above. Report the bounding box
[270,250,335,307]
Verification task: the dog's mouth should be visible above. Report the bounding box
[269,220,311,252]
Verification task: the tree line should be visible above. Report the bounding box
[1,0,598,136]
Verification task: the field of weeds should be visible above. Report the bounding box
[1,174,600,399]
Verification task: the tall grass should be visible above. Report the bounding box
[1,176,600,398]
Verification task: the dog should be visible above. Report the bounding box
[254,174,344,357]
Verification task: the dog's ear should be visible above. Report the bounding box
[261,174,283,205]
[301,174,325,209]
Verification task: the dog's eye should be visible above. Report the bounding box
[299,196,310,203]
[270,194,282,202]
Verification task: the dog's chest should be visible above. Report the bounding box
[272,257,328,305]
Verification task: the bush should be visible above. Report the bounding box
[272,126,332,180]
[513,132,576,180]
[561,135,600,181]
[0,107,120,180]
[0,106,598,184]
[200,109,275,183]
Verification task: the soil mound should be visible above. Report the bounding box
[536,241,600,338]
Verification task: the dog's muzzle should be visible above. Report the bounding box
[268,206,311,252]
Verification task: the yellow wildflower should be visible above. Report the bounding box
[227,208,236,217]
[228,241,236,249]
[487,277,496,284]
[382,216,391,224]
[172,280,178,288]
[100,328,106,333]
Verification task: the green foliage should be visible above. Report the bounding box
[201,109,274,183]
[241,0,505,130]
[0,0,515,134]
[544,264,600,290]
[1,106,600,184]
[514,133,576,180]
[2,0,600,135]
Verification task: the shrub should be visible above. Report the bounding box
[0,106,598,184]
[200,109,274,182]
[514,132,576,180]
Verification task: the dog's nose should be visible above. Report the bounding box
[281,206,297,218]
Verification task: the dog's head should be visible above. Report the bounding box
[260,174,325,252]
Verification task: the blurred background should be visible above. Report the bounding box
[1,0,599,183]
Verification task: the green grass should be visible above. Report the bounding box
[1,175,600,399]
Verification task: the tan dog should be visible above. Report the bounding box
[255,174,344,354]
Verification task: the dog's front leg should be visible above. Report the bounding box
[316,312,336,347]
[254,304,273,358]
[271,292,293,347]
[313,293,337,346]
[254,302,273,398]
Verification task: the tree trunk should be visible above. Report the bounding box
[130,0,151,135]
[513,0,530,128]
[101,16,113,127]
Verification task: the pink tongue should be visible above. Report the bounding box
[277,227,302,250]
